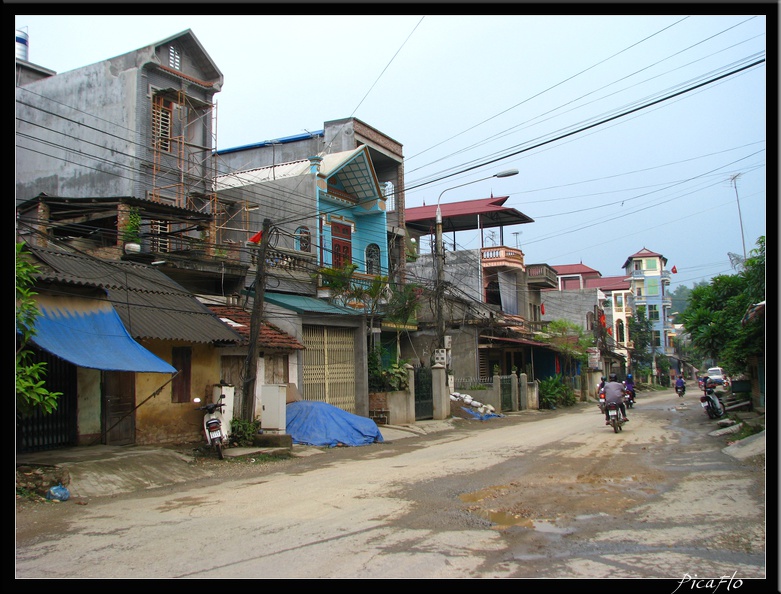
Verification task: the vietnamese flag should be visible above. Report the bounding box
[671,265,678,273]
[249,230,263,244]
[607,327,613,336]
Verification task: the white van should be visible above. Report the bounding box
[706,367,727,387]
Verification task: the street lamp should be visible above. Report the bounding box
[435,168,519,357]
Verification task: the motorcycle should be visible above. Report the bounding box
[606,402,626,433]
[623,382,636,409]
[598,392,606,415]
[675,384,686,397]
[193,393,227,459]
[700,388,725,419]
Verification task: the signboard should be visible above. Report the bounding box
[434,349,447,365]
[588,347,600,369]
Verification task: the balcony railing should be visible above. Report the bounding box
[481,246,524,268]
[525,263,558,288]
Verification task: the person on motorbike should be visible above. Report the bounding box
[602,373,628,424]
[623,373,636,403]
[675,375,686,395]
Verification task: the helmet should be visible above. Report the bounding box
[626,374,633,380]
[609,373,618,382]
[600,376,606,382]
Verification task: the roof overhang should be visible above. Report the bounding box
[28,294,176,373]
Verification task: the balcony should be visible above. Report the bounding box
[525,263,558,288]
[481,246,524,270]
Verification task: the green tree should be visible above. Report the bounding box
[541,319,590,378]
[680,236,765,375]
[628,306,653,377]
[16,242,62,416]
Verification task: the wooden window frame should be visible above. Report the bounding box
[171,347,192,403]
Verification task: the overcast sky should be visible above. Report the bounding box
[15,13,768,292]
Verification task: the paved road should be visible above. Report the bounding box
[16,390,767,580]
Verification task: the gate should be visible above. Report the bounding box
[414,365,433,420]
[302,325,356,413]
[500,375,513,412]
[16,349,78,453]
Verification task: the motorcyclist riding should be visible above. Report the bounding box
[675,375,686,396]
[602,373,628,425]
[623,373,636,404]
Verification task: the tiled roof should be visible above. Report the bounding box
[551,263,601,276]
[208,305,305,351]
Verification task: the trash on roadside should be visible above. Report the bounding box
[45,483,70,502]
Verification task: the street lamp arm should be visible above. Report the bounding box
[435,168,518,222]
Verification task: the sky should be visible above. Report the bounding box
[14,12,769,293]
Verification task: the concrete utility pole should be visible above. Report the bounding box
[434,169,518,357]
[730,173,747,260]
[243,218,271,421]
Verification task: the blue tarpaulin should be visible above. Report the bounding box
[286,400,384,447]
[30,294,176,373]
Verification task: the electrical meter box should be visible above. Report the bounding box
[434,349,447,365]
[260,384,287,433]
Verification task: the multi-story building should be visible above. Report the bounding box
[622,248,675,380]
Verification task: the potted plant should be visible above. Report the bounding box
[122,207,142,252]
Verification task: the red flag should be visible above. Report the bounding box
[671,265,678,274]
[607,327,613,336]
[540,303,545,315]
[249,230,263,244]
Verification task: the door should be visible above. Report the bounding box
[103,371,136,445]
[302,325,356,413]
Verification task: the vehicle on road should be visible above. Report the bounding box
[706,367,728,387]
[606,401,626,433]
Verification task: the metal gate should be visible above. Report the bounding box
[500,375,513,412]
[414,365,433,420]
[16,349,78,453]
[302,325,356,413]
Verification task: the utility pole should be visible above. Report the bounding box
[730,173,747,260]
[243,218,271,421]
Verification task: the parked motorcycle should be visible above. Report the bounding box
[700,388,725,419]
[606,401,626,433]
[194,394,227,459]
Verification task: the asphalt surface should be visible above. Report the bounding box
[15,421,455,499]
[16,409,764,501]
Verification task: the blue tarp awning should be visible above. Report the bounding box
[29,294,177,373]
[286,400,383,447]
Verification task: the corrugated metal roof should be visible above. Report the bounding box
[263,292,362,315]
[405,196,534,234]
[208,305,305,351]
[29,247,242,345]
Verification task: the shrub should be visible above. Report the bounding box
[230,418,262,446]
[539,374,577,409]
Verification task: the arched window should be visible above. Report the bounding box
[616,319,626,343]
[366,243,381,275]
[295,226,311,253]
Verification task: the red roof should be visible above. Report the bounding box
[584,275,631,291]
[552,263,601,276]
[622,247,667,269]
[208,305,305,351]
[405,196,534,234]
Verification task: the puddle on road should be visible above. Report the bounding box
[460,486,574,533]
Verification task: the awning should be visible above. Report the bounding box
[263,292,362,315]
[29,294,177,373]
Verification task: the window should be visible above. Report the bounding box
[634,261,642,271]
[646,277,660,296]
[295,226,311,253]
[152,95,172,152]
[171,347,191,403]
[645,258,657,270]
[616,319,625,343]
[168,45,181,70]
[149,220,170,252]
[614,294,624,312]
[365,244,381,275]
[652,331,661,347]
[648,304,659,321]
[331,222,352,268]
